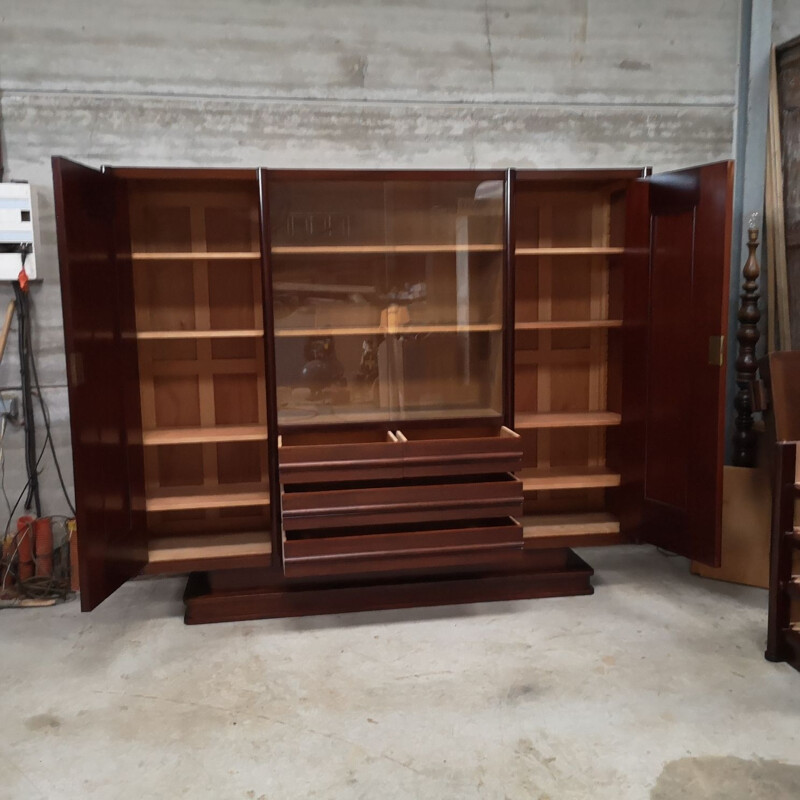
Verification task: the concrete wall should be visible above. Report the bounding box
[774,0,800,45]
[0,0,742,517]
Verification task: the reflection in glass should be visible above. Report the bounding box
[269,178,504,425]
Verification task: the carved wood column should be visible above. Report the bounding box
[732,220,761,467]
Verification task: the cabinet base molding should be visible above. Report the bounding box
[183,549,593,625]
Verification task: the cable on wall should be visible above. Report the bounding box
[12,262,40,517]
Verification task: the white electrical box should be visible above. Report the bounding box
[0,183,39,281]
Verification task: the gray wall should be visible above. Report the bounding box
[774,0,800,45]
[0,0,760,517]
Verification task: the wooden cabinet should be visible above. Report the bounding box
[52,160,733,623]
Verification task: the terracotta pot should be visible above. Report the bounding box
[68,519,79,592]
[16,516,35,582]
[34,517,53,578]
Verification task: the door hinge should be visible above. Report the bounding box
[708,335,724,367]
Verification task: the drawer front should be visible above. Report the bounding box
[283,518,523,578]
[398,426,522,478]
[279,437,403,483]
[281,475,523,531]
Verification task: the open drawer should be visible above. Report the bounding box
[281,473,523,531]
[279,429,403,483]
[283,517,523,578]
[396,425,522,477]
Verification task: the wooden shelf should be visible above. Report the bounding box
[522,513,621,538]
[515,247,625,256]
[515,320,623,331]
[146,489,271,512]
[271,244,503,255]
[279,406,501,427]
[274,323,502,337]
[136,329,264,340]
[520,513,622,548]
[520,467,621,491]
[146,532,272,574]
[142,425,268,446]
[515,411,622,430]
[130,251,261,260]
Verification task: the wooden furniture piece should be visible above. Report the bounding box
[764,351,800,672]
[692,219,771,589]
[52,160,733,624]
[776,38,800,349]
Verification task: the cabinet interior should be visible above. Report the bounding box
[124,177,272,571]
[269,176,505,427]
[117,171,637,572]
[514,178,628,548]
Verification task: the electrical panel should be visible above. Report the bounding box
[0,183,39,281]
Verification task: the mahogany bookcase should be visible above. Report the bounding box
[52,160,733,624]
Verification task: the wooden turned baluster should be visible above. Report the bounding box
[732,221,762,467]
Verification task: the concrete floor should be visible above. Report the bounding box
[1,545,799,800]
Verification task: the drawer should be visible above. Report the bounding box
[281,473,523,531]
[279,430,402,484]
[396,425,522,477]
[283,517,523,578]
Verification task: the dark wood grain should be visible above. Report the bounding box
[184,549,594,623]
[110,167,258,181]
[764,350,800,669]
[399,426,522,478]
[612,178,650,539]
[504,168,516,427]
[279,432,404,483]
[284,518,523,577]
[265,169,506,182]
[52,157,147,610]
[640,161,733,566]
[766,443,797,663]
[514,169,646,182]
[281,474,523,531]
[258,169,283,571]
[732,226,762,466]
[108,170,147,569]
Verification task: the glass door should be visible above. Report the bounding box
[267,172,506,427]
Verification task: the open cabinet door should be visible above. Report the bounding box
[639,161,733,565]
[53,157,146,609]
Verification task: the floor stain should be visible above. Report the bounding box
[652,756,800,799]
[506,683,538,702]
[24,713,62,732]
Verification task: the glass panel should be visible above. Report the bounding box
[269,177,504,426]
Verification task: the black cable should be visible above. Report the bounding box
[2,285,75,521]
[25,317,75,516]
[3,434,48,537]
[12,282,40,516]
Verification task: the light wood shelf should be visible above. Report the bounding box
[515,247,625,256]
[142,425,269,446]
[147,532,272,571]
[515,320,623,331]
[521,512,621,538]
[146,489,271,512]
[136,329,264,340]
[520,467,621,491]
[130,251,261,260]
[271,244,503,255]
[515,411,622,429]
[274,323,502,337]
[278,406,501,427]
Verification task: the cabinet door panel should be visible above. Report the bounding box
[53,157,147,609]
[640,161,733,565]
